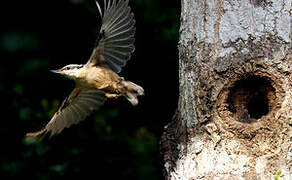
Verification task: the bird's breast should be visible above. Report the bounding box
[76,66,121,92]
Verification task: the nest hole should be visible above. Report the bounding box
[227,75,275,123]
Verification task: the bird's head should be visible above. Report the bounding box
[51,64,84,80]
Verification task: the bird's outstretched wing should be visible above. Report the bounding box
[87,0,136,73]
[26,88,106,138]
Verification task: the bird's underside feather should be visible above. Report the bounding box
[26,89,106,138]
[88,0,136,73]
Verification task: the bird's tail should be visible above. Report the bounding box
[121,81,144,106]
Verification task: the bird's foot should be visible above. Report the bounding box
[119,81,144,106]
[106,93,121,98]
[133,85,144,96]
[125,92,138,106]
[121,81,144,96]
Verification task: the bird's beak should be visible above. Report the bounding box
[50,69,62,74]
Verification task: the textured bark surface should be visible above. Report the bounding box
[161,0,292,179]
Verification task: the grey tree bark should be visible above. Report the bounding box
[160,0,292,179]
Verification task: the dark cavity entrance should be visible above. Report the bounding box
[227,75,275,123]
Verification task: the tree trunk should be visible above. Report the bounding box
[160,0,292,179]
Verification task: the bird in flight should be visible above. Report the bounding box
[27,0,143,138]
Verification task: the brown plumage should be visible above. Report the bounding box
[27,0,143,138]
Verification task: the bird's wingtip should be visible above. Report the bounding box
[95,0,103,18]
[26,129,47,139]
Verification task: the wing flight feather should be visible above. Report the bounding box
[87,0,135,73]
[26,89,106,138]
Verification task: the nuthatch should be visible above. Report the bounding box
[27,0,143,138]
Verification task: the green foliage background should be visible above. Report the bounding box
[0,0,179,179]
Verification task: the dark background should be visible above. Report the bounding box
[0,0,179,179]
